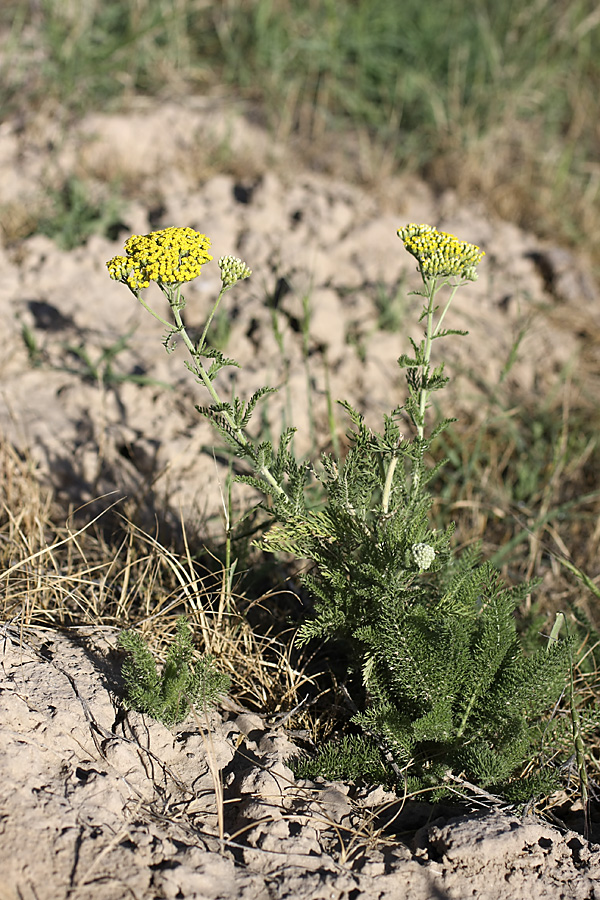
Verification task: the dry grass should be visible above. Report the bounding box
[0,439,332,730]
[2,378,599,828]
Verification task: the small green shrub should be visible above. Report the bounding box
[117,617,230,726]
[107,223,572,801]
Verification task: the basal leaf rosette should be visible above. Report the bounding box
[398,223,484,281]
[106,226,213,292]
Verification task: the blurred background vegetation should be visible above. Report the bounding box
[1,0,600,266]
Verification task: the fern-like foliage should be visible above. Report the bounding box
[131,230,571,802]
[117,617,230,726]
[293,734,392,786]
[261,409,571,798]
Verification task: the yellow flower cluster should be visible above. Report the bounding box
[398,224,484,280]
[106,226,213,291]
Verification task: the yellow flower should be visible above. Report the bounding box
[106,226,213,291]
[398,224,484,280]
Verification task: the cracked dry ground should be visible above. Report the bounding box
[2,627,600,900]
[1,99,600,899]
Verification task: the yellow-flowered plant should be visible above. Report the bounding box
[107,223,569,804]
[107,229,285,497]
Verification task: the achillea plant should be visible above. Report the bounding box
[118,617,230,726]
[107,224,570,798]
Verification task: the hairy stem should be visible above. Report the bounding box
[139,285,287,500]
[416,277,437,440]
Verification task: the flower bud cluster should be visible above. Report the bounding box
[106,226,213,291]
[398,224,484,280]
[411,542,436,571]
[219,255,252,287]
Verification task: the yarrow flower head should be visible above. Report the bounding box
[106,226,213,292]
[398,224,484,281]
[219,255,252,287]
[411,542,436,571]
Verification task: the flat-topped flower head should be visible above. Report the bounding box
[219,255,252,287]
[398,223,484,281]
[106,226,212,291]
[411,542,436,571]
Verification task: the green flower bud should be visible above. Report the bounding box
[412,542,436,571]
[219,255,252,287]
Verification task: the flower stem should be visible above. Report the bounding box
[416,276,437,441]
[196,285,227,356]
[135,284,286,499]
[171,300,225,409]
[384,276,445,512]
[433,282,460,338]
[136,292,173,329]
[381,454,397,515]
[167,288,287,500]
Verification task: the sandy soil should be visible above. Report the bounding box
[1,98,600,899]
[2,625,600,900]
